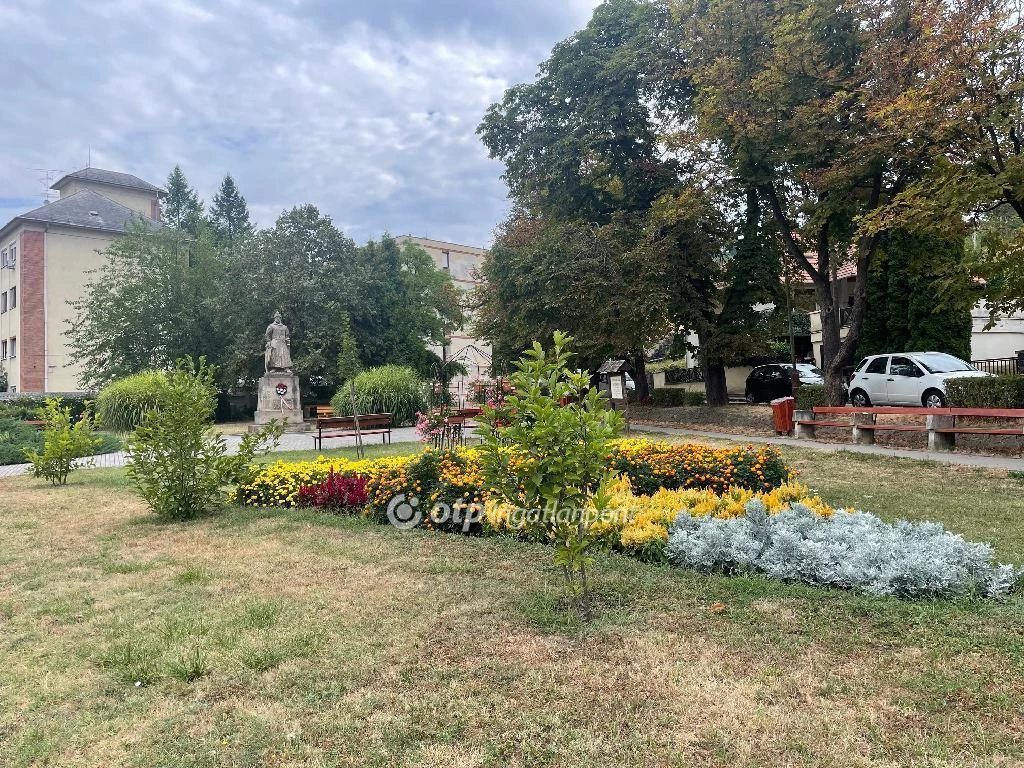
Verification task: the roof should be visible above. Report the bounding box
[51,167,163,194]
[597,359,633,374]
[5,189,160,236]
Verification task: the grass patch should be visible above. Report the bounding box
[0,445,1021,767]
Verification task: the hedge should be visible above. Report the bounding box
[945,375,1024,409]
[648,388,706,408]
[794,384,828,411]
[0,394,92,422]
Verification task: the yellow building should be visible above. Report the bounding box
[402,236,492,404]
[0,168,162,393]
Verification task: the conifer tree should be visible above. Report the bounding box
[208,173,252,245]
[163,165,204,236]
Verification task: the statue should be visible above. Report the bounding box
[264,311,293,373]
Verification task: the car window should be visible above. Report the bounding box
[797,364,824,377]
[865,356,889,374]
[914,353,976,374]
[890,356,921,377]
[855,358,869,372]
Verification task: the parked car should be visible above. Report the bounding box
[745,363,824,403]
[846,352,992,408]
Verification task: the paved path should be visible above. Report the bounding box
[0,426,422,479]
[633,423,1024,472]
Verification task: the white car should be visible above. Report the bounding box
[847,352,992,408]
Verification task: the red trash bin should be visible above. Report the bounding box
[770,396,795,435]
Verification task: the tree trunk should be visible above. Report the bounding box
[704,360,728,407]
[631,352,649,402]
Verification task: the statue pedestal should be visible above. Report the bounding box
[255,373,305,429]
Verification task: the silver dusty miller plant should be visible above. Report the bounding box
[666,500,1021,599]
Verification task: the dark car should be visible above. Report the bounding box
[744,363,824,404]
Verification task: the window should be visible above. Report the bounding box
[8,337,15,358]
[0,293,6,314]
[442,249,450,270]
[866,356,889,375]
[890,356,922,378]
[915,352,974,374]
[1,340,7,360]
[7,242,15,267]
[8,287,14,309]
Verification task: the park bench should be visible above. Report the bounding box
[312,413,392,449]
[794,406,1024,451]
[305,405,334,420]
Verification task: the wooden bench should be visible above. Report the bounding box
[313,413,392,449]
[794,406,1024,451]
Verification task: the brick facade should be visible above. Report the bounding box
[19,229,45,392]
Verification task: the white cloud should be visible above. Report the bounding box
[0,0,602,245]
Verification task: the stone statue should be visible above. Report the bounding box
[264,311,293,373]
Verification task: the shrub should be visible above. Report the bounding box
[0,417,43,465]
[330,365,426,427]
[127,359,279,520]
[296,471,368,511]
[648,388,706,407]
[794,384,828,410]
[0,394,92,422]
[945,375,1024,408]
[665,500,1021,598]
[97,371,170,432]
[24,399,101,485]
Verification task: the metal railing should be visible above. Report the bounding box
[971,357,1020,376]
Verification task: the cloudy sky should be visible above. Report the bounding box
[0,0,601,246]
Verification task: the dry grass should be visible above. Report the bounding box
[0,457,1022,767]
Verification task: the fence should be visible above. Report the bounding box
[970,357,1020,376]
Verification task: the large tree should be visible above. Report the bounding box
[208,173,252,246]
[67,223,227,389]
[163,165,205,235]
[478,0,780,405]
[686,0,950,402]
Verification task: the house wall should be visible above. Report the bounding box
[971,304,1024,361]
[0,224,25,390]
[42,225,119,392]
[403,236,492,405]
[58,180,158,219]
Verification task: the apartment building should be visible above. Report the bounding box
[402,236,492,402]
[0,168,162,392]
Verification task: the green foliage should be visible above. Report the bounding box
[329,365,426,427]
[859,231,974,361]
[478,332,624,605]
[945,376,1024,409]
[67,223,229,390]
[24,399,101,486]
[0,417,43,465]
[96,371,169,433]
[126,359,279,520]
[794,385,828,411]
[0,394,91,422]
[648,388,706,408]
[336,318,362,384]
[163,165,204,235]
[207,173,252,246]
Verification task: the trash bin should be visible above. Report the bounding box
[770,396,796,435]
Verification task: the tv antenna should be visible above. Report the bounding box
[31,168,65,205]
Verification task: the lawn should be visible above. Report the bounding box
[1,440,1022,767]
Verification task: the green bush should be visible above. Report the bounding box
[0,394,92,422]
[0,417,44,465]
[330,365,426,426]
[648,388,705,408]
[97,371,170,432]
[126,359,279,520]
[24,399,101,486]
[794,384,828,411]
[946,375,1024,408]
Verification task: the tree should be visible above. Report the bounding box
[336,316,364,457]
[472,214,674,394]
[686,0,951,403]
[859,231,975,361]
[67,223,228,389]
[163,165,205,235]
[208,173,252,245]
[349,236,464,375]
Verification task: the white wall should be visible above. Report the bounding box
[971,303,1024,361]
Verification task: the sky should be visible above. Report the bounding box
[0,0,602,247]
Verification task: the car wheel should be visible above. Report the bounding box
[850,389,871,407]
[745,391,756,404]
[923,389,946,409]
